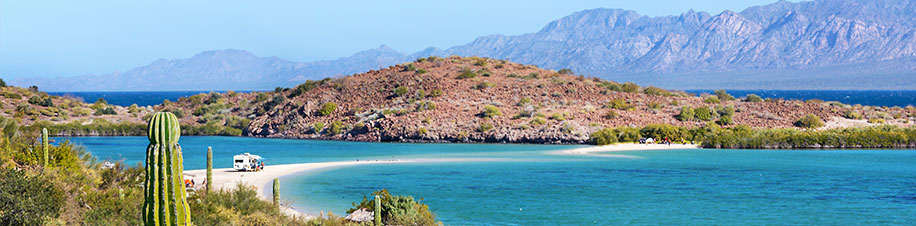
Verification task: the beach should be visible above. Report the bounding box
[182,143,698,218]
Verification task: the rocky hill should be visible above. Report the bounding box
[2,57,915,142]
[12,0,916,91]
[162,57,914,143]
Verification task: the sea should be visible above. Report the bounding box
[49,90,916,107]
[62,136,916,225]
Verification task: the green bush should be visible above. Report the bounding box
[329,120,346,135]
[312,122,325,133]
[621,82,640,93]
[481,105,502,118]
[715,90,735,101]
[529,117,547,125]
[550,112,567,121]
[558,68,573,75]
[348,189,440,226]
[795,114,825,129]
[415,101,436,111]
[590,128,619,145]
[676,106,695,121]
[843,110,864,120]
[318,102,338,116]
[704,96,721,104]
[0,168,65,225]
[393,86,409,97]
[517,97,532,107]
[604,110,618,119]
[745,94,763,102]
[94,107,117,115]
[428,89,443,98]
[478,122,494,132]
[607,99,633,110]
[456,68,477,79]
[643,86,671,96]
[695,106,717,121]
[717,115,733,125]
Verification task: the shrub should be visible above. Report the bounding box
[456,68,477,79]
[477,122,494,132]
[794,114,825,129]
[318,102,337,116]
[843,110,864,120]
[704,96,721,104]
[428,89,443,98]
[558,68,573,75]
[745,94,763,102]
[481,105,502,118]
[0,168,65,225]
[393,86,409,97]
[415,101,436,111]
[128,104,140,113]
[474,81,495,90]
[255,93,270,102]
[643,86,671,96]
[530,117,547,125]
[589,128,619,145]
[312,122,325,133]
[328,121,345,135]
[676,106,695,121]
[517,97,532,107]
[695,106,717,121]
[604,110,618,119]
[348,189,440,226]
[717,115,733,125]
[716,105,736,117]
[648,102,662,109]
[607,99,633,110]
[621,82,639,93]
[867,118,886,124]
[550,112,567,121]
[94,107,117,115]
[714,89,735,101]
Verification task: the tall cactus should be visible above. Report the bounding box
[272,178,280,207]
[206,146,212,192]
[374,195,382,226]
[142,112,191,226]
[41,128,48,166]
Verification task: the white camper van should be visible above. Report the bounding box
[233,153,263,171]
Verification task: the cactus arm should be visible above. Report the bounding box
[375,195,382,226]
[42,128,48,166]
[273,178,280,207]
[206,146,212,192]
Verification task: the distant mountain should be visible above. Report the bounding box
[12,0,916,91]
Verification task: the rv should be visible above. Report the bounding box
[233,153,264,171]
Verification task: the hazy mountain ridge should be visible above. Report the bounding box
[11,0,916,91]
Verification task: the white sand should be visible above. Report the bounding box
[183,159,405,218]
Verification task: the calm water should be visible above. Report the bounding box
[687,90,916,107]
[47,91,258,107]
[63,136,916,225]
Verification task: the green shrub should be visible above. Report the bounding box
[94,107,117,115]
[312,122,325,133]
[428,89,443,98]
[0,168,65,225]
[477,122,494,132]
[717,115,733,125]
[844,110,864,120]
[348,189,440,226]
[590,128,619,145]
[868,118,886,124]
[643,86,671,96]
[621,82,640,93]
[550,112,567,121]
[474,81,495,90]
[704,96,721,104]
[745,94,763,102]
[714,90,735,101]
[393,86,409,97]
[558,68,573,75]
[328,121,345,135]
[456,68,477,79]
[607,99,633,110]
[795,114,825,129]
[530,117,547,125]
[695,106,717,121]
[604,110,618,119]
[415,101,437,111]
[676,106,695,121]
[517,97,532,107]
[481,105,502,118]
[318,102,338,116]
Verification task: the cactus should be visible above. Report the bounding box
[374,195,382,226]
[206,146,212,192]
[272,178,280,207]
[41,128,48,166]
[142,112,191,226]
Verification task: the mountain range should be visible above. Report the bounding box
[10,0,916,91]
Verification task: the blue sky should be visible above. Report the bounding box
[0,0,786,78]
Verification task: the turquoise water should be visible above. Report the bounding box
[64,137,916,225]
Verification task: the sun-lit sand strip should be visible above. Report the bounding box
[556,143,700,157]
[184,159,407,218]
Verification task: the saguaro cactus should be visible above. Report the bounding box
[272,178,280,207]
[42,128,48,166]
[374,195,382,226]
[142,112,191,226]
[206,146,212,192]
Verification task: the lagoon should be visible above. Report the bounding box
[63,136,916,225]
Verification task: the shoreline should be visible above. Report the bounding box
[183,159,406,218]
[181,143,698,218]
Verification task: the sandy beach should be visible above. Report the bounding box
[183,159,405,218]
[182,143,698,218]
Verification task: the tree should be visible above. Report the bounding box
[676,106,695,121]
[795,114,824,129]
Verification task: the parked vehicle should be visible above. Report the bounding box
[233,153,264,171]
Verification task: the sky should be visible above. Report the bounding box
[0,0,788,78]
